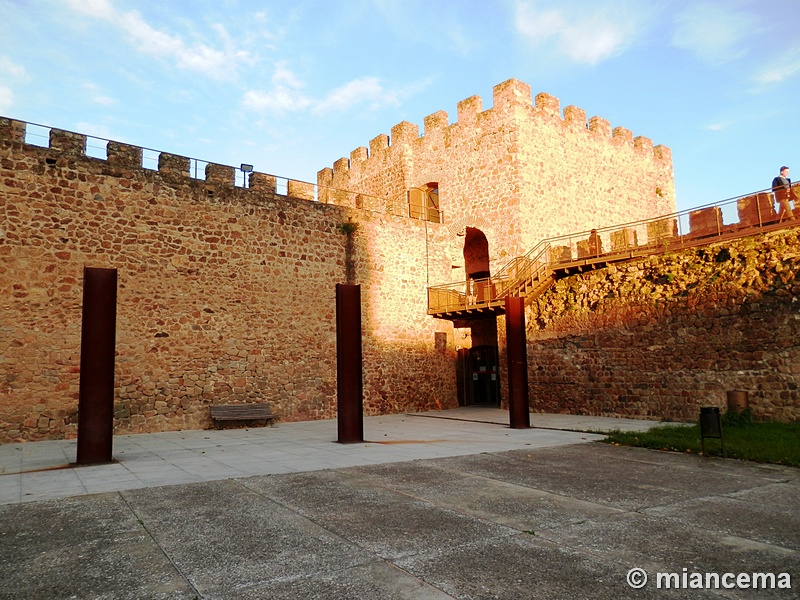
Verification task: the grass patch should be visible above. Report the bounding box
[602,412,800,467]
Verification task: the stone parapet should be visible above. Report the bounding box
[107,141,142,167]
[0,117,25,142]
[49,129,86,155]
[205,163,235,187]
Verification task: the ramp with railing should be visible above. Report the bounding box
[427,186,799,320]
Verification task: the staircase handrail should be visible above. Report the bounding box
[428,184,794,314]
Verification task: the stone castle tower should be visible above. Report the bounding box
[318,78,675,284]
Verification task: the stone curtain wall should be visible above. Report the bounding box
[0,119,455,443]
[523,228,800,422]
[319,78,675,280]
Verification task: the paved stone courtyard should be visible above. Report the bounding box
[0,412,796,599]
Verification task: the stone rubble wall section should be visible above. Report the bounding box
[0,119,456,443]
[318,78,675,278]
[521,228,800,422]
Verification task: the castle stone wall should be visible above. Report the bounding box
[0,120,456,443]
[520,228,800,422]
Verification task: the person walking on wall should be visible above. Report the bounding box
[772,166,797,221]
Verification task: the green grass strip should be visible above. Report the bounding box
[601,416,800,467]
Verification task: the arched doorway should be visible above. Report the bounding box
[459,227,500,406]
[463,227,489,281]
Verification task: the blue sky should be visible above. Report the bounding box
[1,0,798,212]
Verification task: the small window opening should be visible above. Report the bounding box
[408,182,440,222]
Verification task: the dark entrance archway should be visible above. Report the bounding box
[459,227,500,406]
[463,226,489,281]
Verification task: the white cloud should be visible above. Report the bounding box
[242,64,313,112]
[0,56,28,113]
[67,0,116,20]
[243,66,414,116]
[0,86,13,113]
[0,57,26,79]
[515,1,642,65]
[75,121,113,140]
[314,77,401,114]
[64,0,253,80]
[754,45,800,85]
[272,64,305,90]
[705,122,728,131]
[671,3,755,65]
[242,88,313,112]
[83,83,116,106]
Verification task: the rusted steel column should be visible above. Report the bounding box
[76,267,118,464]
[336,284,364,443]
[505,296,530,429]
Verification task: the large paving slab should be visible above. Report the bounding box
[425,444,793,511]
[0,494,195,599]
[1,441,797,599]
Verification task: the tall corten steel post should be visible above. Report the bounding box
[336,284,364,443]
[76,267,118,464]
[505,296,530,429]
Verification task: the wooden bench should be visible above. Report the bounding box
[210,403,275,425]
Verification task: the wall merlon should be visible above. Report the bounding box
[563,105,587,128]
[612,127,633,146]
[333,157,350,175]
[317,167,333,189]
[634,136,654,154]
[49,128,86,155]
[250,171,278,194]
[534,92,560,119]
[205,163,235,186]
[316,169,333,203]
[158,153,190,177]
[424,110,449,135]
[492,78,532,113]
[369,133,389,155]
[350,146,368,163]
[588,116,611,137]
[654,144,672,162]
[457,96,482,124]
[107,141,142,168]
[390,121,419,146]
[0,117,26,143]
[287,179,315,201]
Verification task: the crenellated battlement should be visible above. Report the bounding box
[316,77,675,256]
[0,116,321,202]
[320,78,671,181]
[424,110,448,135]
